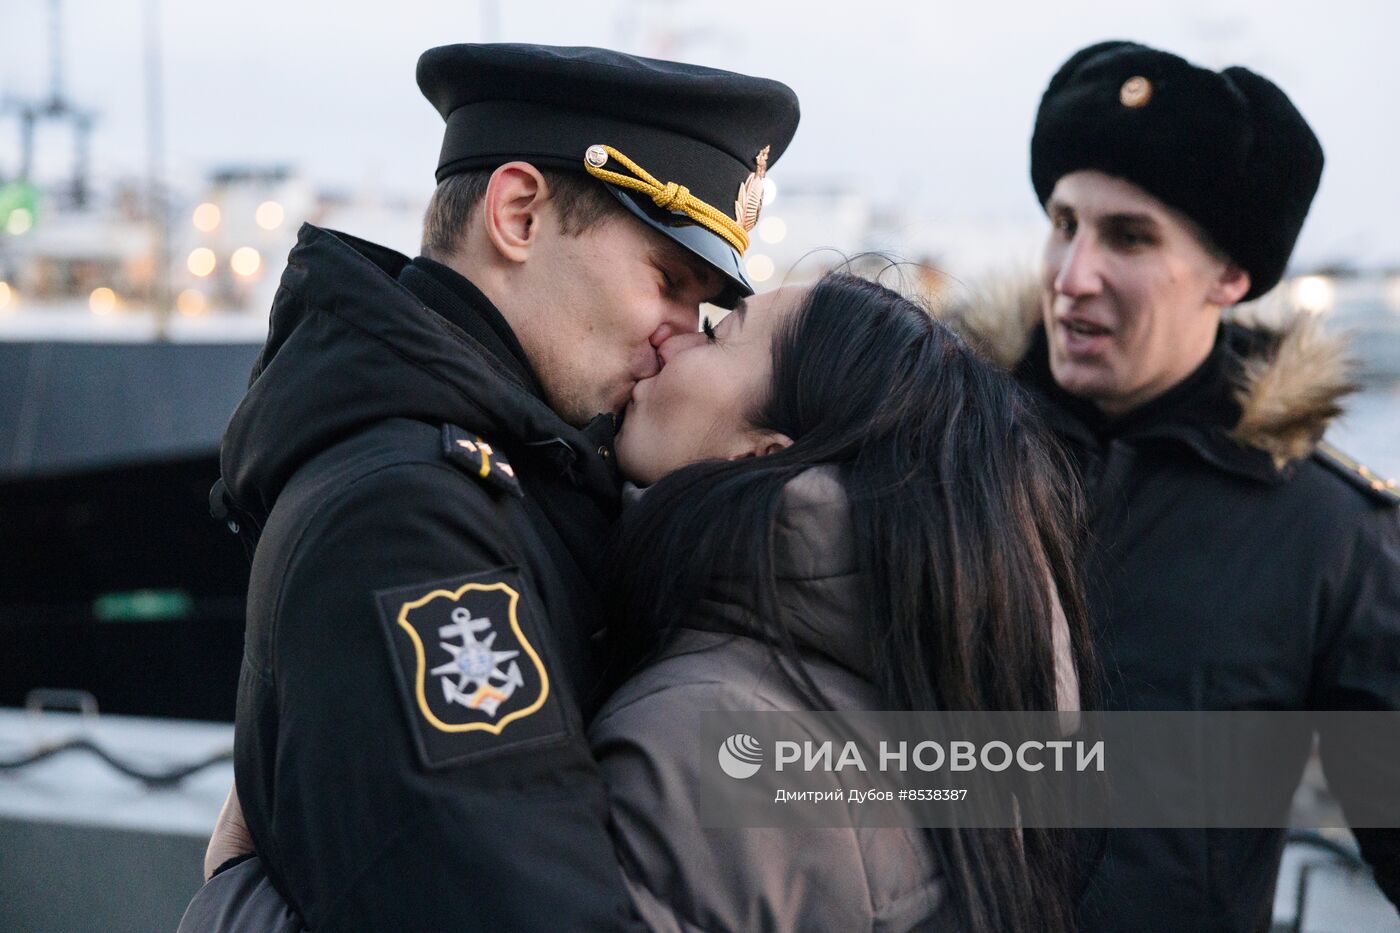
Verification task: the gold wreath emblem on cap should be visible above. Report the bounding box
[1120,76,1153,108]
[734,146,770,233]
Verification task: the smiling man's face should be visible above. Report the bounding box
[1039,170,1251,418]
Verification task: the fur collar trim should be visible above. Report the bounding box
[935,276,1357,468]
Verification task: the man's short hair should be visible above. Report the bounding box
[421,168,626,258]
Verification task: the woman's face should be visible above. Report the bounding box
[614,284,806,486]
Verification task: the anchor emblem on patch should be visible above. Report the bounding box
[378,569,566,768]
[388,577,551,739]
[431,606,526,717]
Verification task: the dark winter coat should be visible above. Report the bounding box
[942,283,1400,933]
[206,224,641,930]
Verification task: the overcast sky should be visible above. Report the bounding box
[1,0,1396,266]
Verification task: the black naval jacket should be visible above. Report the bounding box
[214,224,640,930]
[979,311,1400,932]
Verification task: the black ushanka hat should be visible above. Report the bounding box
[417,43,800,307]
[1031,40,1323,301]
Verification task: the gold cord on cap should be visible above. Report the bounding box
[582,144,750,255]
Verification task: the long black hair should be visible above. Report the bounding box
[605,272,1097,933]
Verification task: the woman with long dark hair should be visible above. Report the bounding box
[188,270,1091,932]
[593,271,1093,932]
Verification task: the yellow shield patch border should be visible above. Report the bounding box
[397,581,550,735]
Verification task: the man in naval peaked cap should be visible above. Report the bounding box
[418,42,797,307]
[184,44,799,931]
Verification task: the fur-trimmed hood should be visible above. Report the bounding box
[935,276,1358,469]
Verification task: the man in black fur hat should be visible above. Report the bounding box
[948,40,1400,932]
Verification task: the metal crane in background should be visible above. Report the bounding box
[0,0,97,209]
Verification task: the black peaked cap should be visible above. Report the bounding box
[417,44,800,304]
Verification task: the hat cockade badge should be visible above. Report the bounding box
[1120,76,1153,108]
[734,145,770,233]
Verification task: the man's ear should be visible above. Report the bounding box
[1207,263,1251,307]
[481,162,549,265]
[727,430,794,462]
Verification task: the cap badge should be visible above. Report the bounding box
[1120,76,1153,108]
[734,145,770,233]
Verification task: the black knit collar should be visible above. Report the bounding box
[397,256,546,401]
[1017,323,1281,484]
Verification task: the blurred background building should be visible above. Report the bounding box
[0,1,1396,930]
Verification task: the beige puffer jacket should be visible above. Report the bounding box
[589,466,1079,932]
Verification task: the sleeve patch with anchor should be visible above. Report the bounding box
[442,425,523,497]
[376,567,566,769]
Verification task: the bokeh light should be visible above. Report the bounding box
[187,247,217,277]
[746,253,775,283]
[89,287,117,316]
[255,201,285,231]
[1386,276,1400,316]
[176,289,208,316]
[6,208,33,236]
[230,247,262,277]
[758,216,787,244]
[192,202,221,232]
[1290,275,1336,315]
